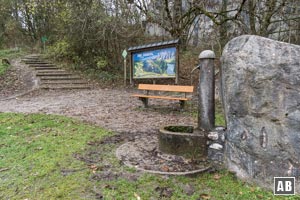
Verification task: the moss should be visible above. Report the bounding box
[165,125,194,133]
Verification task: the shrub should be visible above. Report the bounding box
[95,56,108,70]
[48,40,73,60]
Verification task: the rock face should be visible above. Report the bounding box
[221,35,300,192]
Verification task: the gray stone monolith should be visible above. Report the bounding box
[221,35,300,192]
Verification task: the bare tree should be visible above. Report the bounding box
[133,0,247,47]
[233,0,300,44]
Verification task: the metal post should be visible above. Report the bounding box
[198,50,215,131]
[124,59,127,86]
[129,52,133,85]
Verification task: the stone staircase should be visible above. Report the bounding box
[22,55,90,89]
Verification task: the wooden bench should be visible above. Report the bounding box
[132,84,194,109]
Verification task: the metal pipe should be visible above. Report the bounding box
[190,64,201,86]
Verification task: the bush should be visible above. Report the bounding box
[48,40,73,60]
[95,56,108,70]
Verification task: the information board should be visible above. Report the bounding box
[132,47,176,79]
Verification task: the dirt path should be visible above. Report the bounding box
[0,58,196,133]
[0,89,196,133]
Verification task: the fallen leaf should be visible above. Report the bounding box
[213,173,222,180]
[161,165,169,172]
[134,192,141,200]
[103,184,112,189]
[90,165,98,174]
[0,168,10,172]
[200,193,211,199]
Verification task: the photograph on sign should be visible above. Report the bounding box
[132,47,176,79]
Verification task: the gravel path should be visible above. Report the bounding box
[0,89,196,133]
[0,58,197,133]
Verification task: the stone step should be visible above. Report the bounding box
[40,76,81,80]
[25,60,49,62]
[22,60,40,63]
[36,70,66,73]
[22,58,39,62]
[23,59,45,62]
[29,64,56,67]
[22,56,40,60]
[24,55,40,58]
[40,84,91,89]
[41,80,88,84]
[36,72,73,76]
[34,67,61,70]
[25,61,51,64]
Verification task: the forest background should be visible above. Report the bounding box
[0,0,299,79]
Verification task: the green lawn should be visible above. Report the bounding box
[0,113,298,199]
[188,100,226,127]
[0,49,25,75]
[0,113,110,199]
[0,60,9,75]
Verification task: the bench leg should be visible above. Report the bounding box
[179,100,185,109]
[139,97,149,108]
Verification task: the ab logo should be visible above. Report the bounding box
[274,177,295,195]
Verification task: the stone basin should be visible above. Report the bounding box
[158,125,207,160]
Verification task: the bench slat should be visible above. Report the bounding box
[138,84,193,93]
[132,94,190,101]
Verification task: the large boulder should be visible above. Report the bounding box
[221,35,300,192]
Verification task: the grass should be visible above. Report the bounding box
[215,101,226,126]
[0,113,298,199]
[0,113,110,199]
[188,100,226,127]
[0,48,25,75]
[0,62,9,75]
[99,172,296,200]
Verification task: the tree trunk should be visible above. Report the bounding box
[219,0,229,49]
[248,0,257,35]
